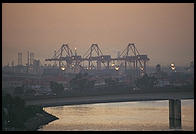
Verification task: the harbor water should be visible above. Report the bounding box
[39,99,194,131]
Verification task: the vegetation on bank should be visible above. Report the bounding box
[66,73,131,96]
[2,93,58,131]
[135,74,158,89]
[50,81,64,95]
[29,72,193,99]
[135,73,194,90]
[69,73,95,91]
[11,71,193,100]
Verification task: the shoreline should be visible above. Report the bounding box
[24,110,59,131]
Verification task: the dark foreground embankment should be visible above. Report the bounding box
[24,110,58,131]
[2,94,59,131]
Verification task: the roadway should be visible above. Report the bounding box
[25,91,194,107]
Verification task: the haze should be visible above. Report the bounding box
[2,3,194,67]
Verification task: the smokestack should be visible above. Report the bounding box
[11,61,14,72]
[18,52,22,65]
[11,61,14,66]
[54,50,57,66]
[27,51,30,66]
[30,52,34,65]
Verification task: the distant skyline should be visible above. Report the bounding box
[2,3,194,67]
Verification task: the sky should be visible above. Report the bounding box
[2,3,194,67]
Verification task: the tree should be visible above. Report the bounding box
[2,94,26,129]
[135,74,158,89]
[14,86,24,95]
[50,81,64,95]
[69,73,95,92]
[25,89,36,96]
[104,77,117,86]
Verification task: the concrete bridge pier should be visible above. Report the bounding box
[169,99,181,129]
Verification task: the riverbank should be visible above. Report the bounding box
[5,110,58,131]
[24,110,59,131]
[2,93,59,131]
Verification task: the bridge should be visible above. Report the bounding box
[26,90,193,130]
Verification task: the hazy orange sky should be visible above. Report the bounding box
[2,3,194,67]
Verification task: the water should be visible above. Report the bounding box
[39,99,194,131]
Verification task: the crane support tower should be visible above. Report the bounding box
[83,44,110,70]
[119,43,149,76]
[45,44,83,72]
[45,43,149,77]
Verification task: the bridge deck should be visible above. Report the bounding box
[26,91,194,107]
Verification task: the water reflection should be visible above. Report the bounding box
[39,100,194,131]
[64,106,94,116]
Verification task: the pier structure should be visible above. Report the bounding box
[169,99,182,129]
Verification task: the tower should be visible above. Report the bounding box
[27,51,30,66]
[156,64,161,73]
[30,52,34,65]
[18,52,22,65]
